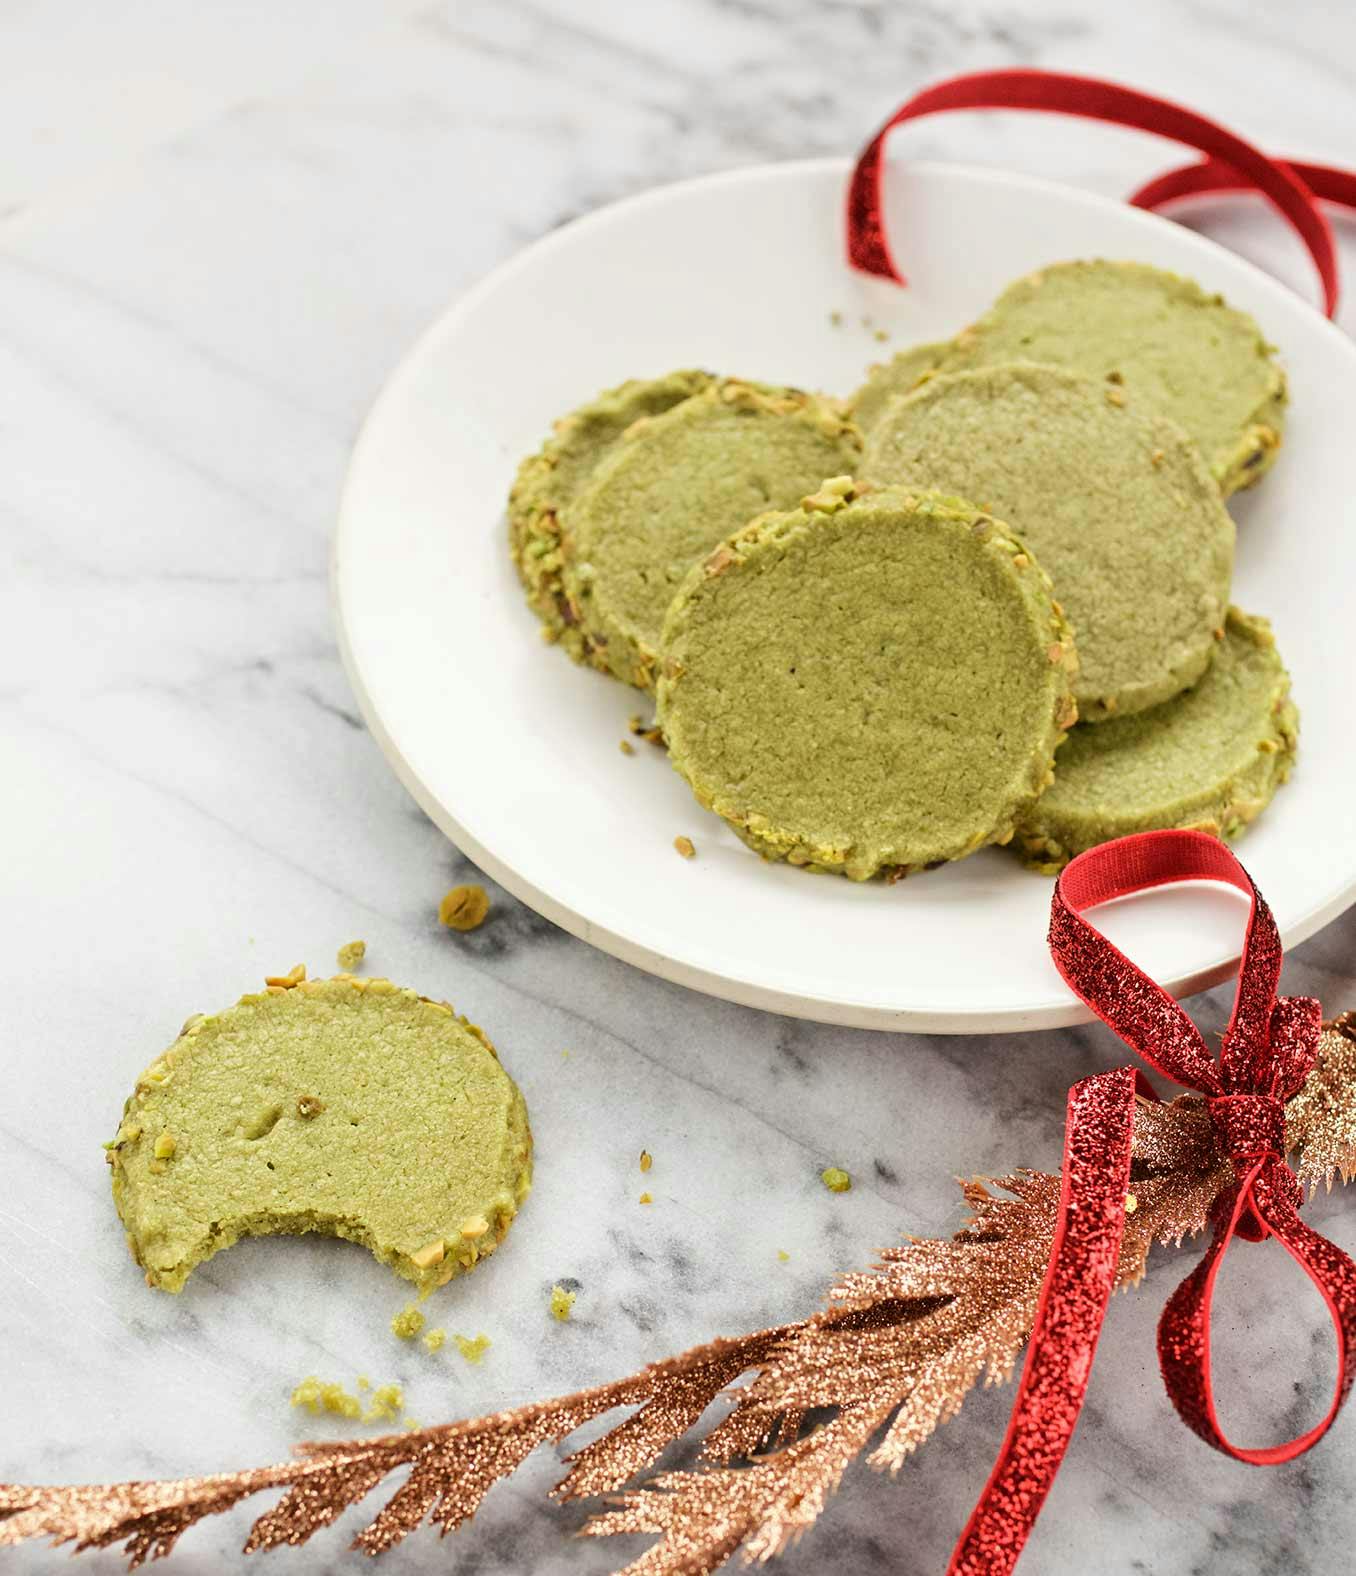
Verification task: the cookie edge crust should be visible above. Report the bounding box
[1013,607,1298,873]
[945,258,1288,497]
[863,361,1236,724]
[569,379,863,693]
[656,482,1079,881]
[507,370,716,672]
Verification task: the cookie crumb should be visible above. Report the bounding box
[364,1383,404,1422]
[453,1332,491,1364]
[821,1167,852,1194]
[423,1327,446,1353]
[873,328,890,343]
[619,739,635,756]
[829,310,843,327]
[628,715,665,747]
[639,1149,653,1173]
[639,1192,653,1205]
[674,836,696,860]
[777,1250,791,1263]
[439,884,490,931]
[290,1376,365,1420]
[336,939,366,971]
[391,1304,426,1341]
[550,1284,577,1322]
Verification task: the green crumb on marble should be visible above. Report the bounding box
[364,1383,404,1422]
[336,939,366,971]
[453,1332,491,1365]
[550,1284,577,1321]
[423,1327,446,1353]
[778,1250,791,1263]
[391,1304,426,1341]
[821,1167,852,1194]
[290,1376,364,1420]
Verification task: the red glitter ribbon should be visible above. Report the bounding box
[846,68,1341,317]
[949,829,1356,1575]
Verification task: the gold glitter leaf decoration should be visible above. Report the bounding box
[6,1027,1356,1574]
[1289,1017,1356,1189]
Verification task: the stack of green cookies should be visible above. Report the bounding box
[507,259,1298,880]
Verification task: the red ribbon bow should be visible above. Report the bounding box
[948,830,1356,1574]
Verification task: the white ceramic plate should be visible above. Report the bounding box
[336,158,1356,1033]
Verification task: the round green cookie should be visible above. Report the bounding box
[942,260,1286,494]
[507,370,715,666]
[656,481,1078,881]
[863,362,1235,723]
[568,379,862,690]
[849,340,949,435]
[1015,608,1297,871]
[108,974,532,1294]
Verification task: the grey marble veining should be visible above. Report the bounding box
[5,2,1356,1572]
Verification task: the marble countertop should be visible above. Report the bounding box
[7,3,1356,1572]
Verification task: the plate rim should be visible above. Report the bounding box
[334,155,1356,1034]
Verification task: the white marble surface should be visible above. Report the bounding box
[6,3,1356,1572]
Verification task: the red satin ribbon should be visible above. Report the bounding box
[949,829,1356,1575]
[1132,156,1356,224]
[847,68,1341,317]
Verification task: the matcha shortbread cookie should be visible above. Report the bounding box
[108,973,532,1294]
[942,260,1286,494]
[508,370,715,662]
[656,481,1078,880]
[849,340,950,435]
[1015,607,1298,871]
[864,362,1235,722]
[568,379,862,690]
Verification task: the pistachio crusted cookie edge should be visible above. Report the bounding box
[106,972,533,1295]
[506,370,716,672]
[656,479,1080,881]
[1012,607,1299,873]
[568,378,864,693]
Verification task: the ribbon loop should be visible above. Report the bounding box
[846,68,1340,315]
[951,830,1356,1575]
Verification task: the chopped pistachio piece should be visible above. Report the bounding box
[439,884,490,932]
[820,1167,852,1194]
[550,1284,577,1322]
[410,1238,446,1271]
[264,964,307,988]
